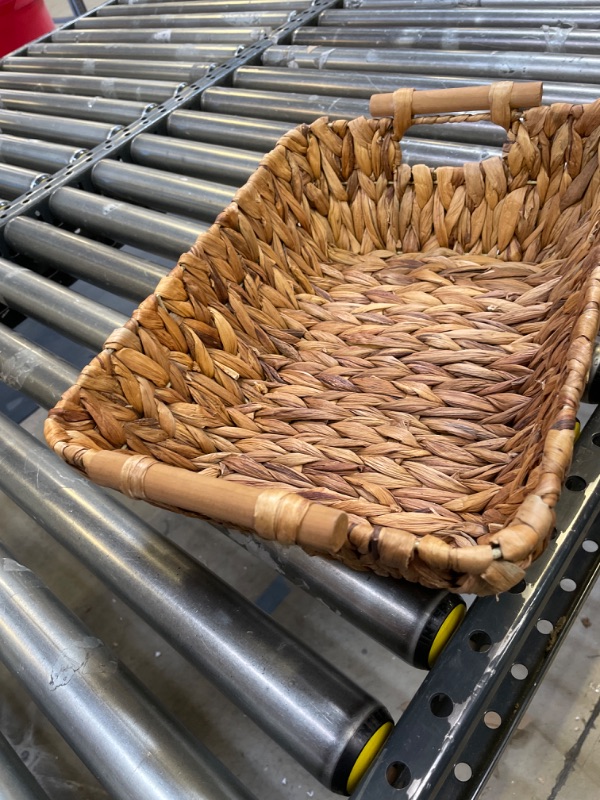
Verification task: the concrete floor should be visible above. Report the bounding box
[0,409,598,800]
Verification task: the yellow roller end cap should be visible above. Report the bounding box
[427,602,466,668]
[346,721,393,795]
[575,419,581,442]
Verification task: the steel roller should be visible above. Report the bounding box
[52,26,270,44]
[48,186,205,260]
[262,45,600,85]
[3,56,213,84]
[0,88,154,124]
[319,8,600,29]
[0,731,52,800]
[5,217,166,301]
[0,535,258,800]
[0,72,177,103]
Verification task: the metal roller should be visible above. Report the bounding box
[168,110,293,150]
[0,730,52,800]
[201,87,506,148]
[91,160,235,221]
[0,109,123,148]
[292,26,600,55]
[173,105,499,166]
[318,8,600,29]
[49,187,202,260]
[262,45,600,85]
[344,0,600,8]
[52,26,270,44]
[0,135,86,173]
[0,257,126,350]
[4,57,212,84]
[233,65,600,106]
[102,0,312,13]
[0,165,49,200]
[0,89,153,125]
[27,41,241,62]
[0,326,76,410]
[226,531,465,669]
[0,72,180,104]
[130,133,262,184]
[5,217,165,301]
[0,536,258,800]
[0,392,394,795]
[75,11,295,29]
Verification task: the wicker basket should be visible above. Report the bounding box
[46,81,600,595]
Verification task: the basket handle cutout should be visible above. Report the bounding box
[369,81,543,139]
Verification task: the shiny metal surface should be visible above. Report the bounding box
[0,165,49,200]
[201,87,506,149]
[167,110,293,150]
[0,72,179,104]
[0,325,78,411]
[0,109,123,148]
[0,257,126,350]
[49,186,206,260]
[319,7,600,28]
[91,160,234,221]
[0,534,257,800]
[27,41,240,62]
[0,408,391,791]
[101,0,312,14]
[0,136,86,173]
[130,133,262,183]
[293,25,600,54]
[0,89,152,124]
[4,217,165,301]
[0,730,51,800]
[262,45,600,84]
[52,27,270,44]
[233,65,600,106]
[75,11,294,29]
[226,530,460,666]
[345,0,600,8]
[4,57,212,84]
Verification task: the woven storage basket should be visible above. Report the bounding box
[46,81,600,595]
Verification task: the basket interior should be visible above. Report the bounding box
[47,103,600,591]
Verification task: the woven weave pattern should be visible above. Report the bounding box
[46,98,600,594]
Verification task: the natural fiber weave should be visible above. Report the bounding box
[46,86,600,594]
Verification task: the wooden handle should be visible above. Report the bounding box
[369,81,543,118]
[81,449,349,555]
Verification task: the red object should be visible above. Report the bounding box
[0,0,54,58]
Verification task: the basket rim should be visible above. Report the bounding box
[46,102,600,594]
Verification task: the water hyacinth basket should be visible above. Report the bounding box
[46,81,600,595]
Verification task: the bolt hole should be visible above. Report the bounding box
[560,578,577,592]
[566,475,587,492]
[536,619,553,635]
[468,630,492,653]
[583,540,599,553]
[592,433,600,447]
[511,663,529,680]
[386,762,411,790]
[508,579,527,594]
[483,711,502,730]
[454,763,472,782]
[430,693,454,718]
